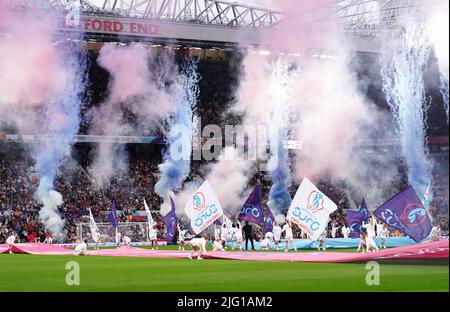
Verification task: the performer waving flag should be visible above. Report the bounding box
[88,208,101,250]
[263,208,275,234]
[144,198,155,241]
[238,186,264,224]
[345,198,371,238]
[163,192,177,244]
[286,178,337,240]
[184,180,223,234]
[108,201,120,246]
[144,198,154,224]
[374,186,432,242]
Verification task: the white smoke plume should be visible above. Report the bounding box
[88,44,177,187]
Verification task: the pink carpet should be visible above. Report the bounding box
[1,241,448,263]
[0,244,9,253]
[0,243,73,255]
[87,240,449,263]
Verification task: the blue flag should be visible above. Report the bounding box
[163,194,177,244]
[345,198,371,238]
[107,201,118,229]
[373,186,432,242]
[263,208,275,234]
[238,186,264,224]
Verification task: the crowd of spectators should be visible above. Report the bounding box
[1,143,448,243]
[1,53,448,244]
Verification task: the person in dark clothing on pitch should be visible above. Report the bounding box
[243,221,255,250]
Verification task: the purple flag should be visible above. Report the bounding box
[238,186,264,224]
[263,208,275,234]
[163,194,177,244]
[374,186,432,242]
[345,198,370,238]
[359,198,370,219]
[107,201,118,229]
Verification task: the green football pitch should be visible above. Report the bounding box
[0,247,448,292]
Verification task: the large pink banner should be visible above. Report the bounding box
[2,240,448,263]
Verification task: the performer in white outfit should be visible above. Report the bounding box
[376,221,384,237]
[214,224,221,242]
[357,230,367,253]
[265,232,274,249]
[317,231,327,251]
[260,237,271,250]
[378,224,389,249]
[361,217,379,252]
[272,222,282,251]
[149,223,158,250]
[212,240,225,251]
[341,226,350,239]
[177,223,187,250]
[74,240,88,256]
[331,222,340,239]
[232,223,243,251]
[430,224,442,241]
[188,236,208,260]
[281,221,297,252]
[115,231,122,247]
[6,234,16,254]
[122,235,131,246]
[43,235,53,244]
[220,223,229,248]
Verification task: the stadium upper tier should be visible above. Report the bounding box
[3,0,449,53]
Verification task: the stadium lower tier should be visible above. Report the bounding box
[0,240,448,263]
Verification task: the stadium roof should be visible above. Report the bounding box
[58,0,283,28]
[5,0,449,52]
[59,0,448,37]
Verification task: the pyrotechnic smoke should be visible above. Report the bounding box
[266,59,296,213]
[426,5,449,122]
[232,0,403,210]
[0,8,87,239]
[88,44,177,187]
[206,147,254,214]
[154,61,199,216]
[381,16,432,197]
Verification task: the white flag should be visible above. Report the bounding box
[144,198,154,224]
[89,209,101,242]
[222,214,233,230]
[184,180,224,234]
[286,177,337,240]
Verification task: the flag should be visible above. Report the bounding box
[222,213,233,229]
[88,209,100,242]
[286,177,337,240]
[184,180,224,234]
[144,198,154,224]
[107,201,118,229]
[373,186,432,242]
[359,198,370,219]
[263,208,275,234]
[238,186,264,224]
[163,193,177,244]
[345,198,371,238]
[421,182,431,209]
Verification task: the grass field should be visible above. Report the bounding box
[0,248,448,292]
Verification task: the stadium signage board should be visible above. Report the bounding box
[286,177,337,240]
